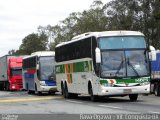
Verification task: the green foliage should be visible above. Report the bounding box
[10,0,160,54]
[43,0,160,50]
[45,0,108,50]
[16,33,48,55]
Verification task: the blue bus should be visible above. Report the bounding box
[22,51,57,95]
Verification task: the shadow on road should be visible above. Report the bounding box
[68,95,145,103]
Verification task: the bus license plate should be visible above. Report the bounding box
[123,89,132,94]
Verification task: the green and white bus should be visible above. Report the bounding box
[55,31,150,101]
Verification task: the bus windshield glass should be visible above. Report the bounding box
[99,36,149,78]
[11,68,22,76]
[39,56,55,81]
[99,36,146,49]
[101,50,149,78]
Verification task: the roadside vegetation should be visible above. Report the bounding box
[8,0,160,55]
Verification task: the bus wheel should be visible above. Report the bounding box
[129,94,138,101]
[61,82,64,95]
[71,93,78,98]
[89,85,98,102]
[35,84,42,96]
[48,91,55,95]
[38,91,42,95]
[64,83,71,98]
[154,85,160,96]
[28,90,32,94]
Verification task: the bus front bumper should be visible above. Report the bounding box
[98,84,150,96]
[39,86,57,92]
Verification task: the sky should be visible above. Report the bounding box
[0,0,108,56]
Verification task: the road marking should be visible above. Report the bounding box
[0,96,63,103]
[98,104,121,109]
[148,111,160,114]
[66,100,83,104]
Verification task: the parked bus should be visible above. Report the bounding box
[22,51,56,95]
[149,46,160,96]
[55,31,151,101]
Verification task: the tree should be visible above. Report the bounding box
[8,49,16,55]
[9,0,160,53]
[43,0,108,50]
[75,0,107,33]
[16,33,48,55]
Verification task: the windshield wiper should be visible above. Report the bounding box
[115,54,124,76]
[127,57,140,77]
[115,60,124,75]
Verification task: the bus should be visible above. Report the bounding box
[22,51,56,95]
[55,31,150,101]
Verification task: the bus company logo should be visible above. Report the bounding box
[135,78,148,83]
[56,66,61,73]
[107,79,116,84]
[125,83,129,86]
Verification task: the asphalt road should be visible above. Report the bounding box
[0,91,160,120]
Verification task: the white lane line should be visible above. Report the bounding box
[66,100,83,104]
[148,111,160,114]
[98,104,121,109]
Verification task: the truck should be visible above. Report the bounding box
[150,46,160,96]
[0,55,23,91]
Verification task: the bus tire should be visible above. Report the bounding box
[89,84,98,102]
[48,91,55,95]
[71,93,78,98]
[28,90,32,94]
[64,82,71,98]
[154,84,160,96]
[35,84,42,96]
[61,82,64,95]
[129,94,138,101]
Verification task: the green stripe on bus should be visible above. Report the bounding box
[100,77,149,84]
[56,65,65,73]
[56,60,93,73]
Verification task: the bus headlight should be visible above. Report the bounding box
[140,82,150,86]
[40,81,47,86]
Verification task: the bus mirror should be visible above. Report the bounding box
[37,64,39,70]
[95,47,101,63]
[149,46,156,61]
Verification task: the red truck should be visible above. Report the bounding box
[0,55,23,91]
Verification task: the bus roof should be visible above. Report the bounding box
[23,51,55,59]
[56,31,144,48]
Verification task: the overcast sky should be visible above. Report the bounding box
[0,0,108,56]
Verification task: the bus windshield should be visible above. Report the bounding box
[11,68,22,76]
[39,56,55,81]
[101,50,149,78]
[99,36,146,49]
